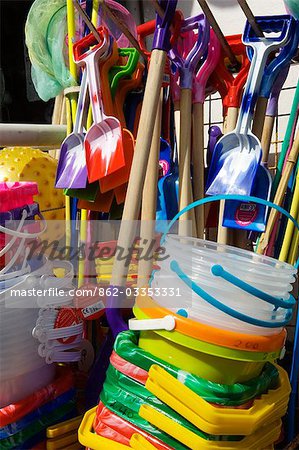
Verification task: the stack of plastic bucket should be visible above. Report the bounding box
[135,234,295,384]
[0,182,56,407]
[78,328,290,449]
[78,197,298,449]
[0,183,78,448]
[0,367,76,449]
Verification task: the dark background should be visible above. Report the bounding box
[0,0,53,123]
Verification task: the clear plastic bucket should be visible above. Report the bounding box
[151,234,296,335]
[0,260,74,406]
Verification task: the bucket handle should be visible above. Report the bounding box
[210,264,295,310]
[161,194,299,269]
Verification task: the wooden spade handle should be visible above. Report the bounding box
[237,0,264,37]
[52,93,64,125]
[99,0,147,58]
[137,90,163,288]
[179,88,196,237]
[196,0,239,69]
[0,123,67,148]
[50,93,65,159]
[226,107,238,134]
[173,100,180,159]
[192,102,205,239]
[111,49,167,286]
[217,200,233,245]
[217,107,238,245]
[261,115,275,164]
[257,129,299,254]
[252,97,268,141]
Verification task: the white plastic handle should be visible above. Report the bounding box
[40,260,74,289]
[128,316,176,331]
[35,318,57,329]
[0,260,48,298]
[0,208,46,278]
[0,272,28,289]
[45,334,83,350]
[73,69,89,134]
[34,260,75,308]
[38,307,58,317]
[84,45,106,123]
[34,322,83,343]
[38,337,83,356]
[45,348,82,364]
[38,308,58,319]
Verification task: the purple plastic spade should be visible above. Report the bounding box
[55,70,88,189]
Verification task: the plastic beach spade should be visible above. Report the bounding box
[169,14,210,236]
[222,67,291,232]
[74,27,125,184]
[206,16,294,196]
[97,43,137,196]
[55,70,88,189]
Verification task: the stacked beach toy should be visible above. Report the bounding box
[0,181,55,408]
[0,367,76,449]
[79,198,298,450]
[0,179,82,448]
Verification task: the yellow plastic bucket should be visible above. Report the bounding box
[138,331,265,384]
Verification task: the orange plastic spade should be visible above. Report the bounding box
[99,40,119,118]
[73,28,126,184]
[114,62,144,128]
[112,63,145,204]
[78,190,114,213]
[100,129,134,197]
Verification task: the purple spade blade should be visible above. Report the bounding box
[55,133,87,189]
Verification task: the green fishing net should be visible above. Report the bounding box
[25,0,76,101]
